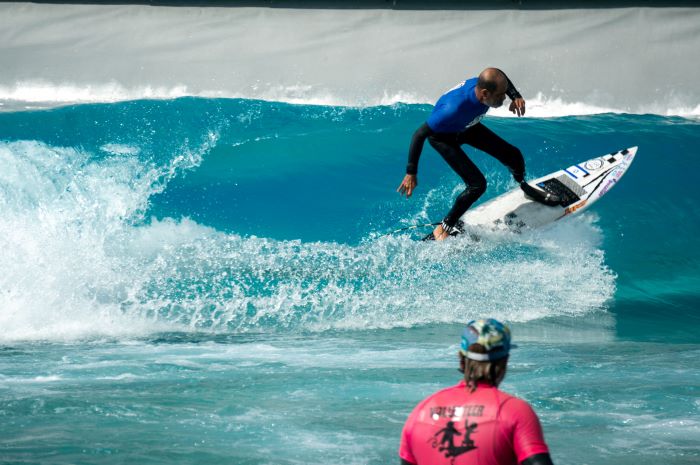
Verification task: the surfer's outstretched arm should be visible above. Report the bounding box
[406,122,433,175]
[503,73,522,101]
[398,122,433,197]
[504,73,526,116]
[494,69,526,116]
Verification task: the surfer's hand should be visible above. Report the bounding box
[397,174,417,198]
[510,98,526,116]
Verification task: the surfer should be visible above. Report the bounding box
[397,68,560,240]
[398,318,554,465]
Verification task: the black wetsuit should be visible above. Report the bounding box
[406,74,526,231]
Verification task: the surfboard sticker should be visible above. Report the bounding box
[459,146,637,233]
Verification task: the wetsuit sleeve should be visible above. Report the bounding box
[504,73,523,100]
[503,398,550,464]
[406,122,433,175]
[521,453,555,465]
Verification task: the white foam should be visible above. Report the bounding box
[0,81,192,105]
[0,139,213,343]
[33,375,62,383]
[490,92,621,118]
[100,144,141,156]
[0,375,63,384]
[0,138,615,343]
[118,216,614,334]
[488,93,700,118]
[1,81,698,118]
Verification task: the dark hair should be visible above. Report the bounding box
[460,344,508,392]
[477,75,498,93]
[477,68,506,93]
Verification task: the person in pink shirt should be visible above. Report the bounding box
[399,319,554,465]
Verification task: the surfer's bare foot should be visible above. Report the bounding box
[433,224,450,241]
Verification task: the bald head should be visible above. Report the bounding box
[477,68,508,94]
[475,68,510,108]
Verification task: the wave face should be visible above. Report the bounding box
[1,99,699,465]
[0,98,698,342]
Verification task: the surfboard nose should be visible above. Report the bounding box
[621,146,638,162]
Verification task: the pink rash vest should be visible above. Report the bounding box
[399,381,549,465]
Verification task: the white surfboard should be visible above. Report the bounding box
[460,146,637,233]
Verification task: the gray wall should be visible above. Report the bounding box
[1,2,699,114]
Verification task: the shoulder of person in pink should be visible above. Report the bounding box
[399,381,548,465]
[398,319,552,465]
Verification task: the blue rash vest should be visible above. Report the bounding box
[426,77,488,133]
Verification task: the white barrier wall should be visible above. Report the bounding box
[1,2,698,115]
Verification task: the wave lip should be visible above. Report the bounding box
[1,81,698,118]
[0,81,194,111]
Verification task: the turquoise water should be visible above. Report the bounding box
[0,98,699,464]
